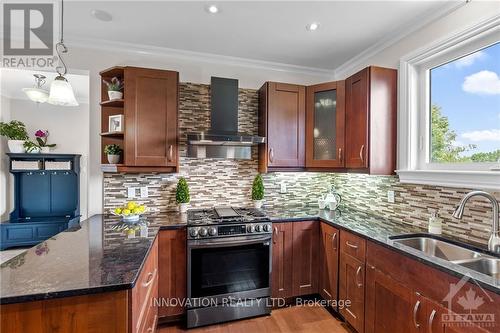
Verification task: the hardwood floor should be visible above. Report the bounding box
[158,305,353,333]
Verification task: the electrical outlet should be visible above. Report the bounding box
[280,182,287,194]
[127,187,136,199]
[387,190,395,203]
[140,187,148,198]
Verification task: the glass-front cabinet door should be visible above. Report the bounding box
[306,81,345,168]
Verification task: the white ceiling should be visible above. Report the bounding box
[0,68,89,104]
[64,1,455,71]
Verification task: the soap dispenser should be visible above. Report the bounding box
[428,210,442,235]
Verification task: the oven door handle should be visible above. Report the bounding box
[188,236,272,249]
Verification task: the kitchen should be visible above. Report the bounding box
[1,1,500,333]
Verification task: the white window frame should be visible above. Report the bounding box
[397,15,500,190]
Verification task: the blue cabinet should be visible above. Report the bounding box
[1,154,81,250]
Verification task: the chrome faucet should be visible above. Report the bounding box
[452,191,500,254]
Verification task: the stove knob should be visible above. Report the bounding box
[247,225,255,233]
[199,227,208,237]
[263,224,271,232]
[189,228,199,238]
[208,227,217,236]
[255,225,262,232]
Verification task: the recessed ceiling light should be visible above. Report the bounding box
[206,5,219,14]
[91,9,112,22]
[306,22,320,31]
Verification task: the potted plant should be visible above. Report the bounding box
[0,120,29,153]
[23,140,40,153]
[252,174,265,209]
[35,129,56,153]
[103,77,124,101]
[104,144,122,164]
[176,177,190,213]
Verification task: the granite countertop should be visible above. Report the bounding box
[263,206,500,294]
[0,213,186,305]
[1,206,499,305]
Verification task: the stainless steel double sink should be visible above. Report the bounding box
[390,235,500,280]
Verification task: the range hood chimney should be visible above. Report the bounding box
[187,77,265,159]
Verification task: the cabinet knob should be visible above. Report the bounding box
[428,309,437,333]
[355,266,363,288]
[413,300,421,329]
[269,148,274,163]
[332,232,337,250]
[338,148,342,162]
[359,145,365,164]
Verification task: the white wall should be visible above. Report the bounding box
[335,1,500,78]
[0,94,12,221]
[63,45,335,216]
[0,95,90,220]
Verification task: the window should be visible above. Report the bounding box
[429,42,500,164]
[398,16,500,190]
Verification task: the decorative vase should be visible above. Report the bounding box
[122,214,140,223]
[26,146,40,154]
[253,200,263,209]
[40,147,50,153]
[108,91,123,101]
[107,154,120,164]
[179,203,189,213]
[7,140,25,153]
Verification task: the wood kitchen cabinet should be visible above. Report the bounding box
[131,238,158,333]
[306,81,346,169]
[100,66,179,173]
[271,222,294,299]
[158,229,187,320]
[365,265,417,333]
[292,221,320,296]
[258,82,306,172]
[319,222,339,307]
[339,231,366,333]
[345,66,397,174]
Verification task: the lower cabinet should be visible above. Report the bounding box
[131,238,158,333]
[271,221,319,299]
[364,265,416,333]
[291,221,319,296]
[158,229,187,319]
[272,222,294,298]
[319,222,339,307]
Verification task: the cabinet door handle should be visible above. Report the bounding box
[359,145,365,164]
[273,226,278,244]
[168,145,173,161]
[355,266,363,288]
[269,148,274,163]
[413,300,421,329]
[338,148,342,162]
[332,232,337,251]
[142,269,157,287]
[428,309,436,333]
[346,240,358,249]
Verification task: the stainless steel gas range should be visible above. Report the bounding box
[186,207,272,328]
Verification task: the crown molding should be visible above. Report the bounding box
[66,37,335,78]
[333,1,466,79]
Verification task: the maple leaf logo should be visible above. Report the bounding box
[457,288,484,313]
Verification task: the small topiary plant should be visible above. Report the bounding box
[252,174,264,201]
[176,177,190,204]
[104,144,123,155]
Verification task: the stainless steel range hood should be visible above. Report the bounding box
[187,77,265,159]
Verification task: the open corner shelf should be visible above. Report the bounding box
[100,131,124,137]
[100,99,124,108]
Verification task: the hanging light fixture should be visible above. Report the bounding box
[48,0,78,106]
[22,74,49,103]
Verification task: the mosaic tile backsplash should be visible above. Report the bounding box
[103,82,499,246]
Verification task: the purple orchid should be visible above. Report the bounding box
[35,129,48,138]
[34,129,56,148]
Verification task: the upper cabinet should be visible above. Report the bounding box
[258,82,306,173]
[345,66,397,174]
[306,81,345,169]
[100,66,179,173]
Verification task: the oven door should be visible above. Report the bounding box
[187,235,271,306]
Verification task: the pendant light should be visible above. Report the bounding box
[22,74,49,103]
[48,0,78,106]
